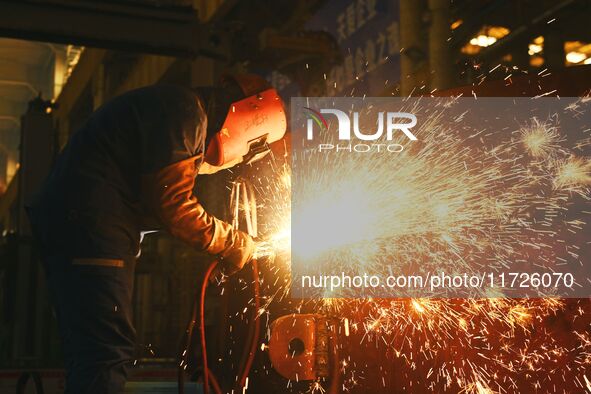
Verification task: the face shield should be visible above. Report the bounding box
[199,74,287,174]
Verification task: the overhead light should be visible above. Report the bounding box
[564,41,591,66]
[584,57,591,65]
[469,35,497,47]
[566,51,586,64]
[462,26,509,54]
[528,44,543,56]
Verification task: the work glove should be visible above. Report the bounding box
[217,230,255,276]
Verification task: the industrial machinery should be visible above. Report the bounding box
[268,314,340,392]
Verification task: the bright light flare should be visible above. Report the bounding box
[251,98,591,393]
[292,185,378,260]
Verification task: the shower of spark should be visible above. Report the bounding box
[248,97,591,393]
[553,156,591,195]
[521,117,563,158]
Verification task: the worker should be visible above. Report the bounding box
[26,74,286,394]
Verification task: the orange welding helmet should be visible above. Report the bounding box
[202,74,287,171]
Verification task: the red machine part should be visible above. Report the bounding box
[268,314,341,393]
[268,314,319,381]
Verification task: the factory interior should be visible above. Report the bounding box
[0,0,591,393]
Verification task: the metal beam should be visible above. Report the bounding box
[0,80,37,95]
[0,0,215,58]
[0,116,19,127]
[0,61,47,93]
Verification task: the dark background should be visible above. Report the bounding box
[0,0,590,393]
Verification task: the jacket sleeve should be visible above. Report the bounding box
[141,155,254,268]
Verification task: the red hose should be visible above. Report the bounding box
[327,323,340,394]
[178,260,221,394]
[238,259,261,388]
[185,258,260,394]
[200,260,221,394]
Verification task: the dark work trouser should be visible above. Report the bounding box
[44,256,136,394]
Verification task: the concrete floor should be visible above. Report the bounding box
[0,369,203,394]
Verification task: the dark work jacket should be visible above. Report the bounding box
[28,85,208,260]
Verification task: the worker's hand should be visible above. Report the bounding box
[210,237,276,284]
[217,230,255,277]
